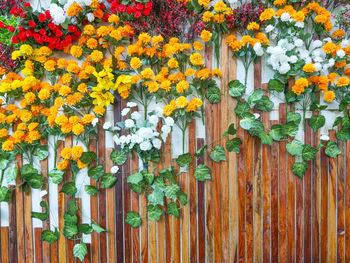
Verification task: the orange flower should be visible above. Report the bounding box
[324,90,335,103]
[260,8,275,21]
[303,63,316,73]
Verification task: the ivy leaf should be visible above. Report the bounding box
[80,152,97,164]
[88,165,104,181]
[292,161,308,178]
[110,149,127,165]
[147,205,164,221]
[33,145,49,161]
[195,145,208,158]
[325,141,342,158]
[256,96,274,112]
[240,115,255,130]
[127,172,143,185]
[22,173,43,189]
[0,159,9,170]
[60,182,77,196]
[20,164,38,175]
[84,185,99,196]
[78,224,93,234]
[210,146,226,162]
[142,170,154,185]
[336,128,350,142]
[166,202,179,218]
[228,80,246,98]
[49,169,64,184]
[73,243,88,262]
[31,201,49,221]
[270,124,284,141]
[224,123,236,136]
[0,186,11,202]
[225,138,242,153]
[194,164,211,181]
[258,132,273,146]
[309,115,325,133]
[4,166,18,183]
[41,229,59,244]
[176,153,193,167]
[247,90,263,106]
[164,184,180,201]
[177,191,187,205]
[125,211,142,228]
[248,120,265,137]
[286,140,304,157]
[268,79,284,92]
[302,144,318,161]
[63,225,78,239]
[92,223,106,233]
[67,200,77,215]
[206,86,221,103]
[282,122,298,137]
[100,173,117,188]
[148,188,164,206]
[287,112,301,125]
[234,100,250,117]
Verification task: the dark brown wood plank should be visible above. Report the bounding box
[89,139,98,263]
[197,138,205,262]
[15,155,25,263]
[8,184,17,263]
[172,160,180,263]
[337,137,345,263]
[131,151,140,263]
[34,228,43,263]
[346,140,350,262]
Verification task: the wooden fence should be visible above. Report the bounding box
[1,37,350,263]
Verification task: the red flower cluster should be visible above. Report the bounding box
[8,3,82,51]
[0,0,23,16]
[108,0,153,19]
[0,42,19,73]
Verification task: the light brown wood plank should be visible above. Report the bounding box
[34,228,43,263]
[1,227,9,263]
[15,155,25,263]
[346,139,350,262]
[320,144,329,262]
[329,131,337,262]
[237,124,245,263]
[337,137,345,263]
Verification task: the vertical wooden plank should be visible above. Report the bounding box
[320,143,329,263]
[89,139,98,263]
[98,117,107,263]
[188,120,197,263]
[1,227,9,263]
[346,140,350,262]
[106,148,116,262]
[172,160,180,263]
[312,122,321,262]
[181,170,189,263]
[140,185,148,263]
[114,92,124,263]
[131,151,140,263]
[148,162,157,263]
[262,84,270,263]
[237,124,245,263]
[204,43,214,262]
[329,131,337,262]
[228,35,238,263]
[197,138,206,263]
[253,60,262,263]
[303,120,311,263]
[337,137,345,263]
[15,155,25,263]
[8,184,17,263]
[270,120,279,263]
[34,228,43,263]
[245,130,253,263]
[278,104,287,263]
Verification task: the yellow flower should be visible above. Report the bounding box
[0,129,8,137]
[260,8,275,21]
[86,38,98,49]
[57,58,68,69]
[151,35,164,45]
[193,41,203,51]
[130,57,142,69]
[303,63,316,73]
[115,75,134,97]
[2,140,14,151]
[163,100,177,116]
[291,78,309,95]
[337,77,350,87]
[83,25,95,36]
[160,80,171,92]
[61,148,72,159]
[322,42,337,54]
[60,74,72,85]
[176,96,188,108]
[90,50,103,62]
[138,33,151,44]
[293,11,305,22]
[71,146,84,159]
[145,81,159,93]
[176,80,189,93]
[198,0,209,8]
[11,50,21,60]
[185,68,195,76]
[324,90,335,103]
[186,98,203,112]
[20,44,33,56]
[200,30,212,42]
[141,68,154,79]
[190,53,204,66]
[108,14,120,24]
[57,159,69,170]
[212,69,222,77]
[247,22,260,31]
[70,45,83,58]
[273,0,286,6]
[67,3,82,17]
[44,60,56,72]
[332,29,345,38]
[93,105,106,116]
[168,58,179,69]
[202,11,214,22]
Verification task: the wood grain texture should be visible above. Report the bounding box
[346,140,350,262]
[181,170,189,263]
[1,227,9,263]
[130,151,140,263]
[329,131,337,262]
[15,155,25,263]
[337,137,345,263]
[245,130,253,263]
[34,228,43,263]
[172,160,180,263]
[8,184,17,263]
[320,144,329,263]
[237,124,245,263]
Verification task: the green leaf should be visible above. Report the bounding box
[302,144,318,161]
[195,145,208,158]
[60,182,77,196]
[286,140,304,157]
[148,188,164,206]
[325,141,342,158]
[63,225,78,239]
[4,166,18,183]
[147,205,164,221]
[228,80,246,98]
[164,184,180,201]
[270,124,284,141]
[0,186,11,202]
[176,153,193,167]
[258,132,273,146]
[88,165,104,181]
[110,149,127,165]
[234,100,250,117]
[240,115,255,130]
[206,86,221,103]
[73,243,88,262]
[248,120,265,137]
[194,164,211,181]
[20,164,38,175]
[125,211,142,228]
[268,79,284,92]
[92,223,106,233]
[67,200,78,215]
[292,161,308,178]
[127,172,143,185]
[225,138,242,153]
[282,122,298,137]
[84,185,99,196]
[224,123,236,136]
[0,159,9,170]
[142,170,154,185]
[78,224,93,234]
[337,128,350,142]
[80,152,97,164]
[256,96,274,112]
[34,145,49,161]
[100,173,117,188]
[166,202,179,218]
[22,173,43,189]
[247,90,263,106]
[41,229,59,244]
[31,201,49,221]
[49,169,64,184]
[210,146,226,162]
[309,115,325,133]
[287,112,301,125]
[177,191,187,205]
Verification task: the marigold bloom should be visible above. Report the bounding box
[200,30,212,42]
[168,58,179,69]
[322,42,337,54]
[176,80,189,93]
[247,22,260,31]
[70,45,83,58]
[202,11,214,22]
[130,57,142,69]
[260,8,275,21]
[186,98,203,112]
[2,140,14,151]
[332,29,345,38]
[61,148,72,159]
[337,77,350,87]
[324,90,335,103]
[190,53,204,66]
[90,50,103,62]
[72,146,84,159]
[176,96,188,108]
[303,63,316,73]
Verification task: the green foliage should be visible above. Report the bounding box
[125,211,142,227]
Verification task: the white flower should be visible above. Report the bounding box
[149,115,159,125]
[279,63,291,74]
[165,117,174,126]
[337,49,345,58]
[127,102,137,107]
[92,118,98,127]
[161,125,171,134]
[253,113,260,119]
[131,111,141,120]
[86,12,95,22]
[253,42,263,56]
[265,25,275,33]
[138,127,154,139]
[49,4,66,25]
[314,63,322,71]
[288,55,298,64]
[103,122,111,130]
[312,40,323,48]
[280,12,290,22]
[140,141,152,151]
[121,108,130,116]
[314,56,324,63]
[111,166,119,174]
[40,190,48,198]
[341,40,350,48]
[295,22,304,28]
[124,119,135,128]
[295,39,304,47]
[328,58,335,67]
[113,135,120,145]
[320,134,329,141]
[152,138,162,149]
[156,107,164,116]
[70,16,78,25]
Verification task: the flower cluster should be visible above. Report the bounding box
[57,145,86,170]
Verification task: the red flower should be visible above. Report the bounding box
[7,25,15,33]
[45,10,51,19]
[11,36,19,43]
[56,29,63,37]
[25,30,33,37]
[48,23,56,30]
[100,3,106,10]
[28,20,36,28]
[68,25,77,33]
[41,35,49,42]
[0,22,6,29]
[39,28,47,35]
[134,11,142,18]
[66,35,72,43]
[145,2,153,9]
[143,8,151,16]
[18,25,25,31]
[136,3,144,10]
[126,6,132,14]
[39,13,46,22]
[24,3,30,7]
[117,4,126,12]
